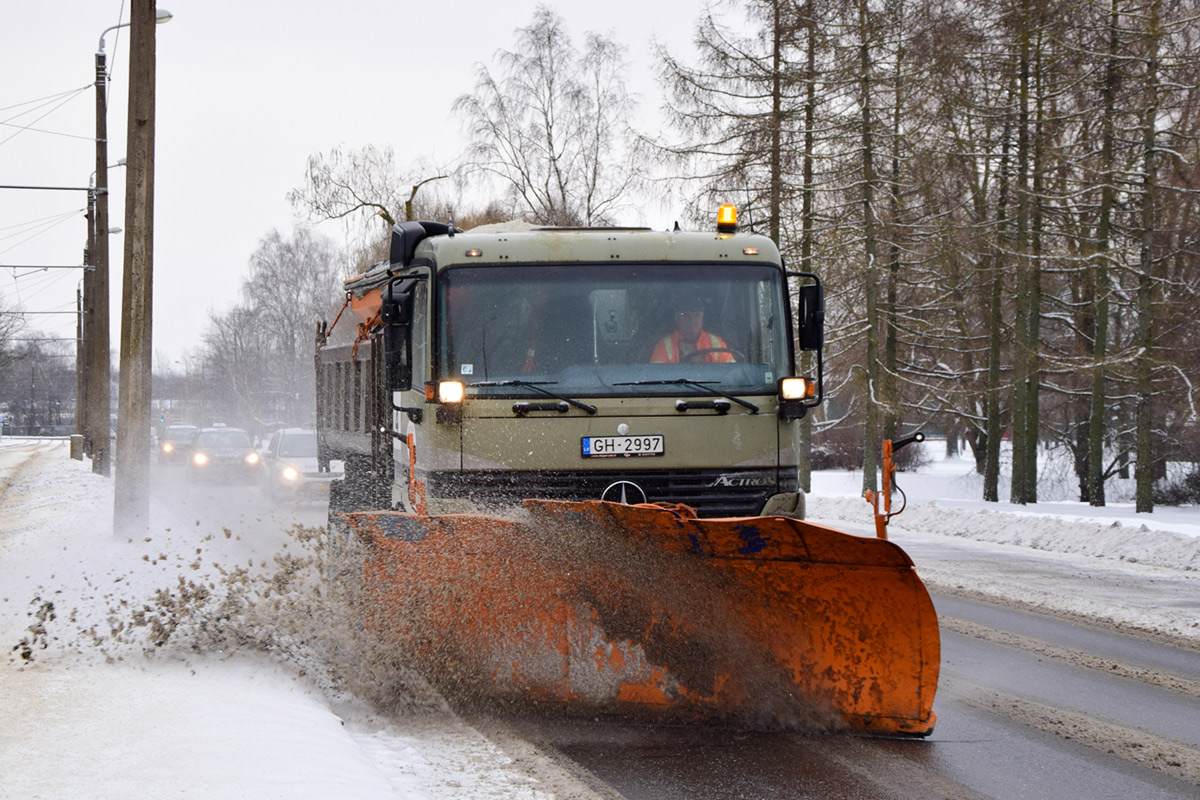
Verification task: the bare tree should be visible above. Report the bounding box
[453,5,644,226]
[288,144,450,248]
[0,294,24,378]
[196,226,344,428]
[0,339,75,435]
[653,0,1200,508]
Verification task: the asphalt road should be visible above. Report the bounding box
[148,454,328,534]
[499,572,1200,799]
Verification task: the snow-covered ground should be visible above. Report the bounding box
[808,450,1200,645]
[0,440,579,800]
[2,437,1197,798]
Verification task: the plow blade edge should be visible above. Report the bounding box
[341,500,939,736]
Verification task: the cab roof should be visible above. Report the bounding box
[344,223,781,297]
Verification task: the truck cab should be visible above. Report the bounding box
[317,211,823,518]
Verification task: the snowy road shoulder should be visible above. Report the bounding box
[2,657,405,799]
[809,468,1200,647]
[1,444,597,800]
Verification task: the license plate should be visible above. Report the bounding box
[582,435,664,458]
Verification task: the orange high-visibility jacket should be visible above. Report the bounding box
[650,331,734,363]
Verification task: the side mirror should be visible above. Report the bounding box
[797,283,824,352]
[783,271,825,419]
[382,278,417,392]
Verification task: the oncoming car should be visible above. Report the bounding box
[260,428,341,501]
[158,424,198,463]
[187,427,260,482]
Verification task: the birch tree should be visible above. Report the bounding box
[453,5,643,226]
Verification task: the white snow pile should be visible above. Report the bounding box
[809,494,1200,572]
[804,454,1200,644]
[808,449,1200,571]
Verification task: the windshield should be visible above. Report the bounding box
[164,426,196,442]
[195,431,251,449]
[439,263,790,396]
[278,432,317,458]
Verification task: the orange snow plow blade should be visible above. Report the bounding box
[341,500,939,736]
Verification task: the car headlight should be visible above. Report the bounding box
[192,452,209,466]
[245,452,260,465]
[162,442,174,453]
[282,466,299,482]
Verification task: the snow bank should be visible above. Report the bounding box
[810,452,1200,572]
[808,454,1200,643]
[808,495,1200,572]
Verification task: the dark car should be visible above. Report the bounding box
[260,427,342,502]
[187,427,261,482]
[158,424,198,463]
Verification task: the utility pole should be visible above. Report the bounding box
[75,282,86,446]
[114,0,159,535]
[89,36,113,476]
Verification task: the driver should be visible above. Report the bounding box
[650,300,735,363]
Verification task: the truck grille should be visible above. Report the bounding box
[427,467,797,519]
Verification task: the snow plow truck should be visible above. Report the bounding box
[315,206,939,736]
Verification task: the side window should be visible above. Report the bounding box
[753,279,774,362]
[268,432,280,455]
[411,280,428,387]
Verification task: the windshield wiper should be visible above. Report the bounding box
[614,378,759,414]
[471,380,597,416]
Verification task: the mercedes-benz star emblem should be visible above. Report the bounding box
[600,480,647,505]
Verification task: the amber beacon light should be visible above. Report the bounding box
[717,204,738,234]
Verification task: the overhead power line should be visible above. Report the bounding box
[0,85,90,149]
[0,85,91,115]
[0,122,96,143]
[1,265,91,270]
[0,208,85,257]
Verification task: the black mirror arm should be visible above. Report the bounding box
[390,399,422,424]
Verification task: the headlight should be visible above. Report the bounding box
[162,442,174,453]
[438,380,465,404]
[245,452,260,465]
[282,466,300,482]
[192,452,209,466]
[780,376,815,400]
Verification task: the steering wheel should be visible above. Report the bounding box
[683,347,744,363]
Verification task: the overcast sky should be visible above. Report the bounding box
[1,1,710,364]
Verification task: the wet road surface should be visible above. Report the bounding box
[148,456,327,534]
[495,590,1200,799]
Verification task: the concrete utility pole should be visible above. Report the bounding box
[89,38,113,476]
[114,0,160,535]
[75,282,85,446]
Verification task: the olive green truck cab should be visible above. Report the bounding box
[316,212,825,518]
